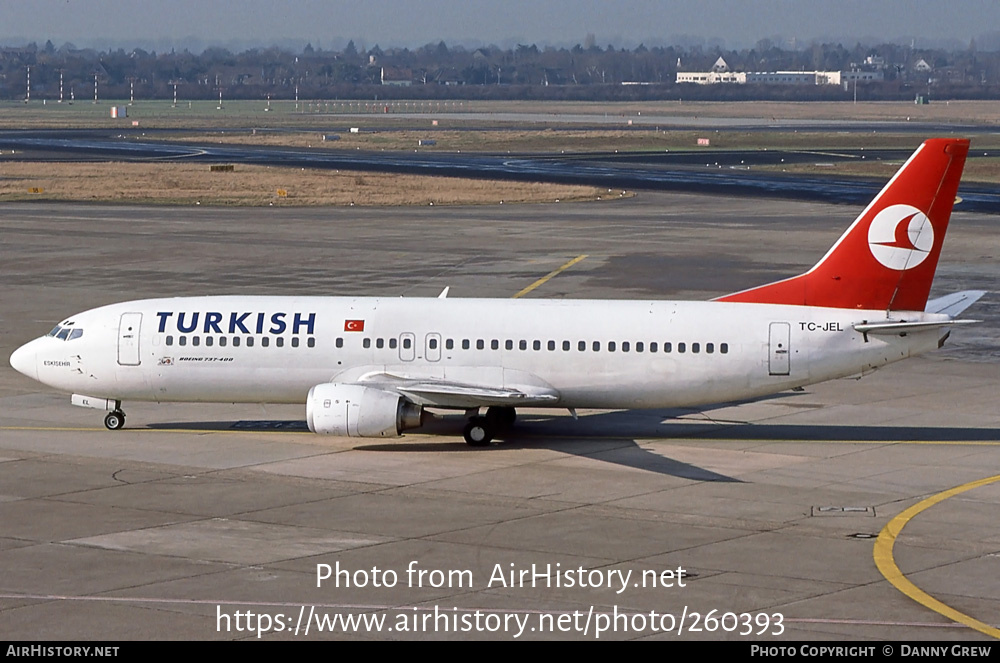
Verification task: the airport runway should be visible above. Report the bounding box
[3,130,1000,212]
[1,194,999,640]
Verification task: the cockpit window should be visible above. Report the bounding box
[47,326,84,341]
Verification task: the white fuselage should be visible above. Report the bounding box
[13,295,944,411]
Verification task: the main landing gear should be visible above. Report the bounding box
[462,407,516,447]
[104,409,126,430]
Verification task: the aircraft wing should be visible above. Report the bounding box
[398,382,560,408]
[353,372,560,409]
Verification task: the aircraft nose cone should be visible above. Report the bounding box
[9,342,38,381]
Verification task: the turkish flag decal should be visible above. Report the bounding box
[344,319,365,332]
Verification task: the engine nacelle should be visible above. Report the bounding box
[306,383,424,437]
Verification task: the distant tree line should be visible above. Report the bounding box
[2,38,999,101]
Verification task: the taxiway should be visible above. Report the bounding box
[1,194,998,640]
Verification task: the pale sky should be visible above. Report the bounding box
[2,0,998,51]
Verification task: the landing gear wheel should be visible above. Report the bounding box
[486,406,516,430]
[463,416,493,447]
[104,410,125,431]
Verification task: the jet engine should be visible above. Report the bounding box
[306,383,424,437]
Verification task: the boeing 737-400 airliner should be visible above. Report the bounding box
[9,138,983,445]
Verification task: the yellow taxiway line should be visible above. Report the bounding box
[512,254,588,299]
[873,474,1000,640]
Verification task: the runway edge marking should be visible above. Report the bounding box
[873,473,1000,640]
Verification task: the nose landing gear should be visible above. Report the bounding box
[104,409,126,430]
[71,395,127,430]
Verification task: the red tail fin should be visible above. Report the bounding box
[716,138,970,311]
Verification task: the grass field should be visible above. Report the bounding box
[166,127,1000,154]
[0,161,611,206]
[759,156,1000,184]
[3,98,1000,128]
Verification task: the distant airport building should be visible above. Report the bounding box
[675,57,747,84]
[677,69,884,85]
[745,71,825,85]
[675,71,746,84]
[677,57,884,85]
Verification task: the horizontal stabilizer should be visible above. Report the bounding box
[925,290,986,316]
[853,319,980,335]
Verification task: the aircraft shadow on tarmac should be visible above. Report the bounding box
[146,396,1000,480]
[145,409,743,479]
[353,408,1000,479]
[361,436,743,482]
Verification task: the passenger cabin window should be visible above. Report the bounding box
[678,342,686,353]
[721,343,729,354]
[206,336,214,347]
[477,339,485,350]
[336,338,344,348]
[276,337,283,347]
[608,341,616,352]
[429,338,438,350]
[547,340,555,351]
[462,339,470,350]
[403,338,412,349]
[376,338,384,349]
[292,338,299,347]
[307,338,315,348]
[446,339,454,350]
[389,338,397,349]
[505,340,513,350]
[491,340,499,350]
[262,337,269,347]
[233,337,241,347]
[219,337,227,347]
[363,338,371,349]
[166,336,174,346]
